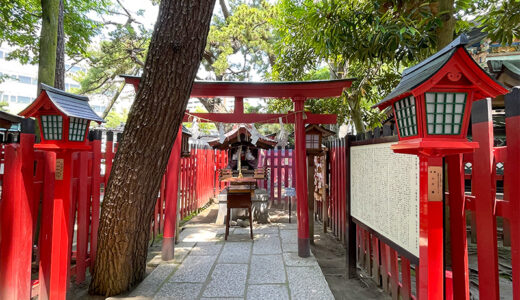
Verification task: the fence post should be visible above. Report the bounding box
[38,151,56,300]
[471,98,500,300]
[89,130,102,270]
[345,135,357,278]
[446,154,469,300]
[105,131,114,186]
[505,87,520,300]
[162,128,182,261]
[75,151,89,283]
[0,119,35,300]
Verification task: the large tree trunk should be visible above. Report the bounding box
[434,0,455,50]
[89,0,216,296]
[37,0,59,92]
[54,0,65,90]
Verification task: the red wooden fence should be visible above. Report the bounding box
[325,90,520,299]
[258,147,295,206]
[0,128,224,299]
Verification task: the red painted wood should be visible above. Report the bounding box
[105,140,114,186]
[124,76,353,99]
[506,110,520,300]
[75,152,89,283]
[402,258,412,300]
[294,99,310,256]
[37,152,57,300]
[446,154,469,300]
[0,143,33,300]
[89,138,101,270]
[163,129,182,250]
[472,116,500,300]
[390,249,399,299]
[418,156,444,300]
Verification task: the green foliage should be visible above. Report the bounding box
[202,1,276,80]
[478,0,520,45]
[104,109,128,129]
[0,101,9,112]
[77,23,151,96]
[183,107,217,134]
[0,0,111,64]
[269,0,448,132]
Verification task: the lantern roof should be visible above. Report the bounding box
[375,34,508,109]
[19,83,104,122]
[305,124,335,138]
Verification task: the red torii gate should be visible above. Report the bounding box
[122,75,353,258]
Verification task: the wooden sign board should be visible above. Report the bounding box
[350,142,420,257]
[55,159,64,180]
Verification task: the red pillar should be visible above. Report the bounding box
[162,128,182,260]
[505,87,520,300]
[471,98,500,300]
[446,154,469,300]
[0,120,35,300]
[293,97,310,257]
[418,156,444,300]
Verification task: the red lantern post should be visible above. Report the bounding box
[19,84,104,300]
[375,34,508,299]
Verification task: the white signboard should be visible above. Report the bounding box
[350,142,420,257]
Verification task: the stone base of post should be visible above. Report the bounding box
[161,237,175,261]
[298,238,310,257]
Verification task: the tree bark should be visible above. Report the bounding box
[435,0,455,50]
[89,0,216,296]
[54,0,65,90]
[37,0,59,93]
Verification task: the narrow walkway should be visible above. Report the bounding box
[117,222,334,300]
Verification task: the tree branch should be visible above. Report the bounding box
[219,0,230,20]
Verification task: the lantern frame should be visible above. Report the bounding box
[305,124,334,155]
[19,84,104,150]
[375,34,508,156]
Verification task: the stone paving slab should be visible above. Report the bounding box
[128,264,178,298]
[189,243,223,256]
[280,229,298,244]
[252,233,281,255]
[282,242,298,253]
[169,255,217,283]
[218,242,251,264]
[283,252,318,267]
[247,284,290,300]
[287,265,335,300]
[130,223,334,300]
[249,254,286,284]
[154,283,202,300]
[202,264,248,298]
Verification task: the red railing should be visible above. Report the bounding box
[258,147,295,206]
[325,91,519,299]
[0,129,225,299]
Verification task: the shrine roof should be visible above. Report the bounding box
[19,84,104,122]
[207,124,277,150]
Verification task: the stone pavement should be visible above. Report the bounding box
[116,223,334,300]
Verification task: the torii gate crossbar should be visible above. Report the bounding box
[122,75,354,259]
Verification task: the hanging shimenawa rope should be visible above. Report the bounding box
[184,110,306,125]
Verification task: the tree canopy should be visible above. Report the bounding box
[0,0,110,64]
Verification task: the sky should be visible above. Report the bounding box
[97,0,265,113]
